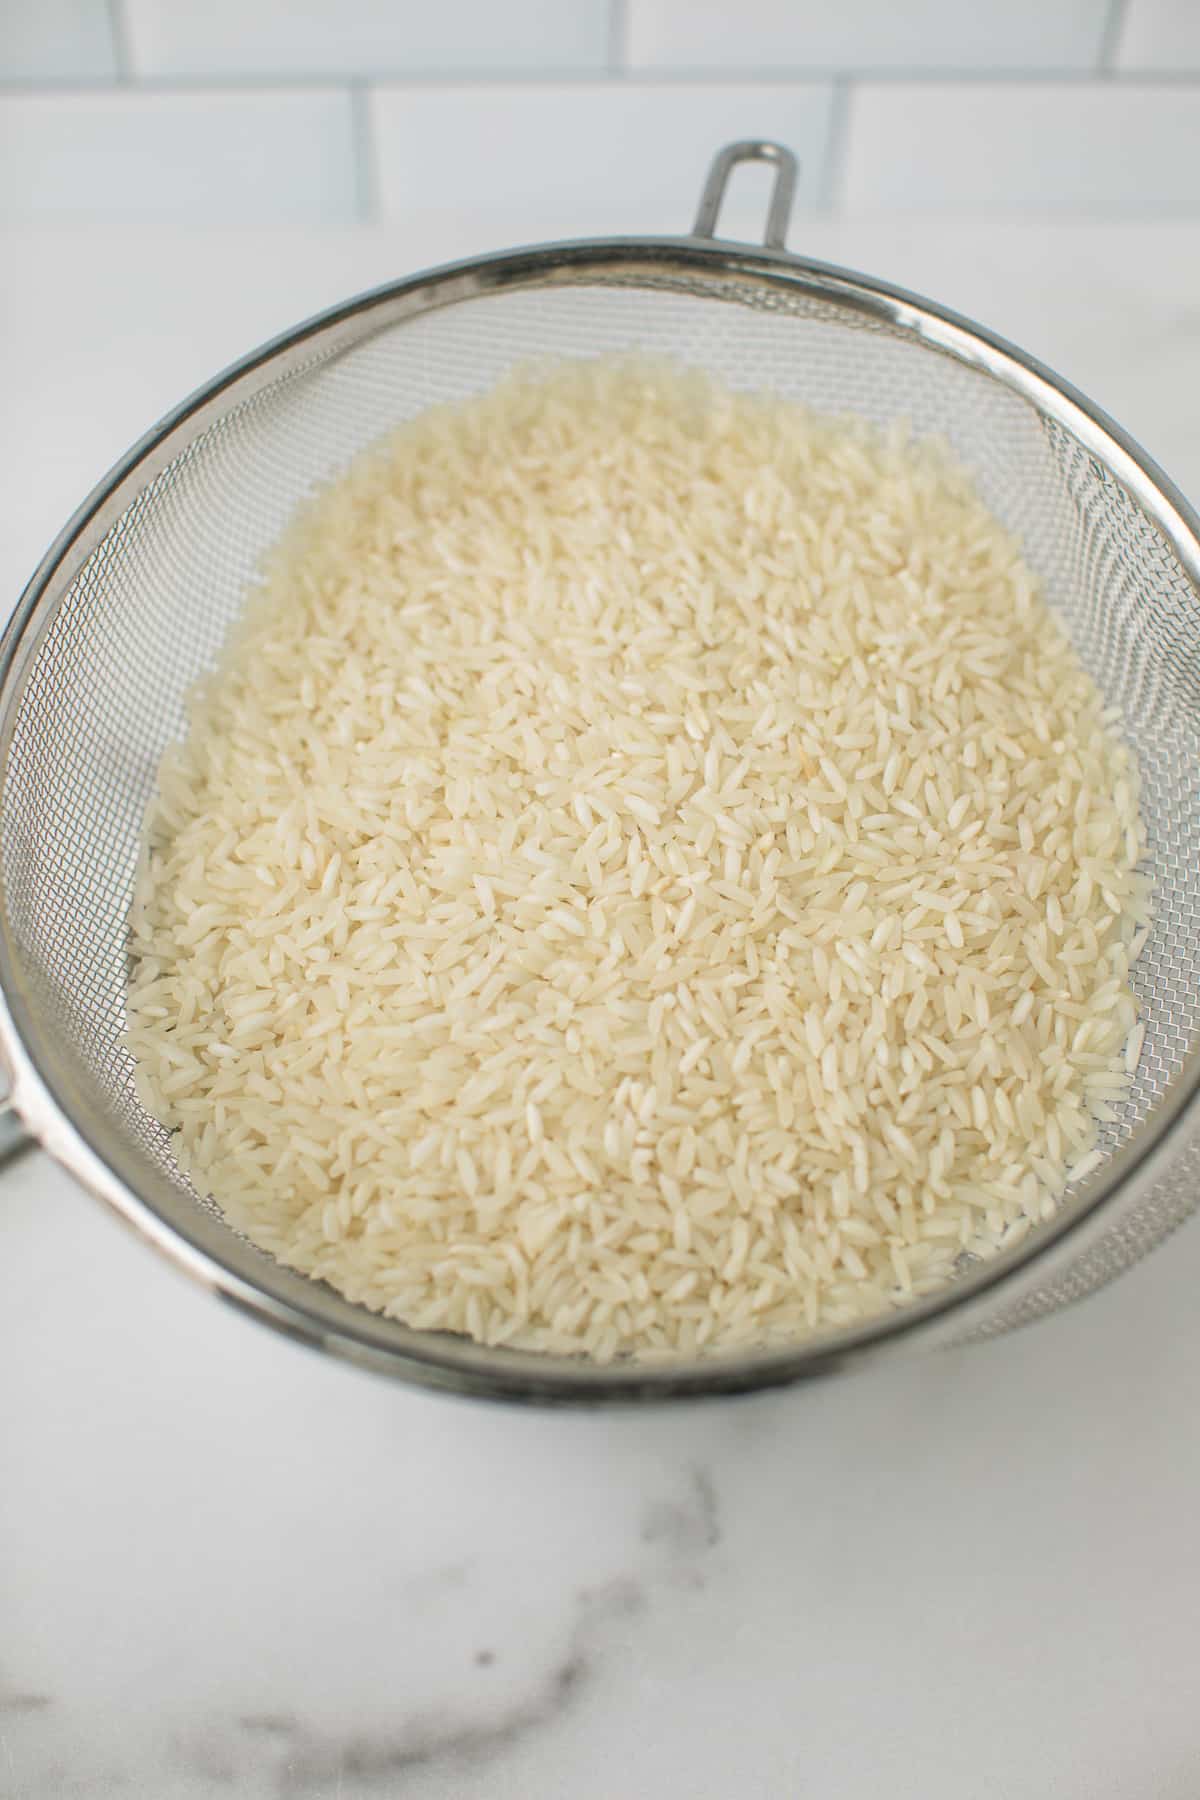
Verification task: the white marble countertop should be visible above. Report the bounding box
[3,213,1200,1799]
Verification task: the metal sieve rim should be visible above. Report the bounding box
[3,143,1200,1402]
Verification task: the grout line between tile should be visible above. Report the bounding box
[350,81,375,224]
[1098,0,1132,72]
[4,68,1200,102]
[0,77,355,101]
[608,0,629,76]
[818,77,850,216]
[105,0,132,81]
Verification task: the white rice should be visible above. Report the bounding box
[125,358,1150,1362]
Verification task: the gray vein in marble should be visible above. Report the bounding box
[179,1734,238,1787]
[403,1557,477,1603]
[272,1652,589,1795]
[10,1463,721,1796]
[247,1577,652,1795]
[251,1474,718,1794]
[640,1464,720,1563]
[0,1691,53,1715]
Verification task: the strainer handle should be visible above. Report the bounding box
[692,140,798,250]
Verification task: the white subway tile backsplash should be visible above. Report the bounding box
[0,90,358,222]
[1116,0,1200,70]
[123,0,612,78]
[627,0,1110,73]
[4,1,1197,236]
[0,0,116,80]
[841,82,1200,217]
[371,83,833,240]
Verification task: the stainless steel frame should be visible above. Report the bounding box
[3,142,1199,1403]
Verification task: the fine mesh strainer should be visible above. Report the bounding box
[4,140,1200,1403]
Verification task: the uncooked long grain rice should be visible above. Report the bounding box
[125,358,1150,1361]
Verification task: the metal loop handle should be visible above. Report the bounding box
[692,140,798,250]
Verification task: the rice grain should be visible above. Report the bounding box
[126,359,1149,1361]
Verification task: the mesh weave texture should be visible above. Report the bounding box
[5,270,1200,1356]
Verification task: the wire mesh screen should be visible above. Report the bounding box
[4,268,1200,1351]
